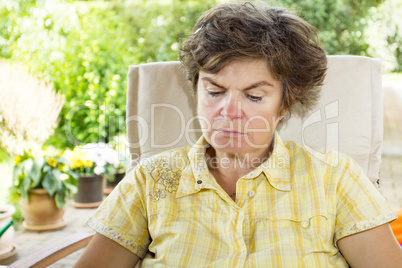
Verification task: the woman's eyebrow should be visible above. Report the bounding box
[202,76,273,91]
[243,81,273,91]
[201,77,225,89]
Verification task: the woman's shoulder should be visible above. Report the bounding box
[282,140,358,173]
[282,140,377,201]
[129,145,192,176]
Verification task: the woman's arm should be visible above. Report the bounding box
[74,233,141,268]
[337,223,402,267]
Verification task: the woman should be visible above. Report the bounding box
[75,2,402,267]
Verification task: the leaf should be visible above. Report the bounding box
[12,164,21,182]
[54,192,64,209]
[67,169,79,179]
[36,157,45,168]
[29,160,42,188]
[58,156,70,165]
[64,181,78,195]
[20,180,31,201]
[43,165,51,173]
[53,168,61,180]
[22,177,31,192]
[23,159,33,176]
[42,171,58,197]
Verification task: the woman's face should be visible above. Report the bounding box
[197,59,284,157]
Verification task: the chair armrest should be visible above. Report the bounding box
[9,232,94,268]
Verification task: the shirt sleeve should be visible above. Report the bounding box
[334,155,397,243]
[87,167,150,258]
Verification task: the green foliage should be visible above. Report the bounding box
[1,0,217,148]
[117,0,217,62]
[1,0,398,150]
[383,72,402,82]
[365,0,402,72]
[271,0,384,55]
[0,148,11,163]
[0,0,35,58]
[8,1,136,147]
[11,153,78,209]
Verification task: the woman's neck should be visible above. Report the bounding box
[205,143,273,183]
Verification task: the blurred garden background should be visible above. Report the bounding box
[0,0,401,203]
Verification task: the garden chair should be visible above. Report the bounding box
[126,56,383,185]
[8,55,384,267]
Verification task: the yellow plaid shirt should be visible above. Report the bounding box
[88,133,396,267]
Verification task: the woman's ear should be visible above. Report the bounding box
[277,109,288,121]
[280,112,288,121]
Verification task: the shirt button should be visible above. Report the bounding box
[301,220,310,228]
[197,180,203,184]
[248,190,255,197]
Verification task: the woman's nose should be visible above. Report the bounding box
[221,93,242,119]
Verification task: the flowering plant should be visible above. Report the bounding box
[61,147,98,175]
[11,152,78,209]
[62,144,123,181]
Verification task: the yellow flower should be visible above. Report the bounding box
[14,155,23,164]
[62,149,73,160]
[47,158,57,168]
[70,158,82,170]
[83,159,94,168]
[62,146,95,172]
[73,147,86,157]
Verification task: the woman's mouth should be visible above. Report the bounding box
[214,129,245,137]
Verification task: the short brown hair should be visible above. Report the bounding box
[180,1,327,115]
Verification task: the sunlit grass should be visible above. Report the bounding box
[0,161,12,204]
[383,72,402,82]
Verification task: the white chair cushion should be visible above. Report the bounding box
[126,56,382,183]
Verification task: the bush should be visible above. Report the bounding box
[1,0,217,148]
[273,0,384,55]
[0,0,36,59]
[365,0,402,72]
[1,0,397,150]
[8,1,137,147]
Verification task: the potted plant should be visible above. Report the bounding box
[62,145,106,208]
[103,148,128,195]
[11,153,77,231]
[103,137,129,195]
[103,165,126,195]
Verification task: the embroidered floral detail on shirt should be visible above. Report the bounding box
[148,163,182,201]
[156,167,181,193]
[149,189,167,201]
[88,218,148,257]
[335,211,397,241]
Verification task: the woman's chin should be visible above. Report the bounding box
[207,140,255,156]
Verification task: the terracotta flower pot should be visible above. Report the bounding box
[20,189,66,231]
[0,204,17,265]
[72,174,104,208]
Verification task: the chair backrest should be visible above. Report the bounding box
[126,56,383,184]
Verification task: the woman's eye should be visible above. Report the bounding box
[207,91,222,97]
[247,94,262,102]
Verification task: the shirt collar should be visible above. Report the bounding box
[247,132,292,191]
[176,132,291,198]
[176,137,216,198]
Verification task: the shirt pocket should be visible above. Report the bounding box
[248,213,331,267]
[273,213,329,253]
